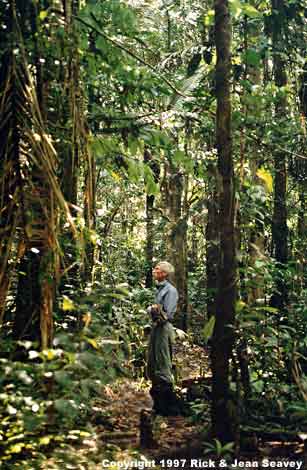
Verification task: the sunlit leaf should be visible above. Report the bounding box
[115,283,130,295]
[110,171,121,181]
[236,300,246,313]
[257,167,273,193]
[243,4,262,17]
[39,436,51,445]
[28,350,40,359]
[89,229,99,245]
[62,295,75,311]
[204,9,214,26]
[85,337,99,349]
[8,443,24,453]
[229,0,242,18]
[43,349,55,360]
[7,405,17,415]
[39,10,48,21]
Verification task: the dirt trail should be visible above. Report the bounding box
[89,341,210,468]
[44,340,210,469]
[44,338,304,469]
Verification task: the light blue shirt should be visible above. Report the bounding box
[155,280,178,320]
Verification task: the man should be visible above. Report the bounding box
[153,261,178,321]
[147,261,180,416]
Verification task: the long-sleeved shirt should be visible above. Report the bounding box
[155,280,178,320]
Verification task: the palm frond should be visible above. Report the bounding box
[0,53,21,323]
[168,63,206,111]
[0,4,75,347]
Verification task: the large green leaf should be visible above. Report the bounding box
[202,315,216,343]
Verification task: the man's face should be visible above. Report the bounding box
[153,265,167,282]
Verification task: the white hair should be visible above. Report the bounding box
[156,261,175,275]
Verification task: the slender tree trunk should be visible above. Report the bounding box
[297,69,307,293]
[241,19,265,307]
[82,31,101,285]
[83,140,96,283]
[189,216,198,272]
[211,0,237,443]
[270,0,288,310]
[248,173,265,306]
[145,192,155,288]
[206,164,219,319]
[297,189,307,292]
[59,0,82,295]
[61,0,80,206]
[144,148,159,288]
[165,163,188,331]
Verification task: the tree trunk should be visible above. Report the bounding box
[0,13,12,317]
[242,19,265,307]
[189,216,199,272]
[4,2,60,348]
[297,68,307,293]
[270,0,288,310]
[83,140,96,284]
[144,148,160,288]
[61,0,80,205]
[206,164,219,319]
[0,40,21,324]
[297,189,307,292]
[165,163,188,331]
[211,0,237,443]
[145,192,155,288]
[58,0,82,295]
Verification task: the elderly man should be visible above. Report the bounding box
[153,261,178,321]
[147,261,180,416]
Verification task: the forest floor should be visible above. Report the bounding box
[45,337,305,470]
[45,337,211,469]
[90,339,210,463]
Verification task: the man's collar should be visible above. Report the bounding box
[156,280,168,289]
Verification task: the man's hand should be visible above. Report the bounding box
[147,304,167,322]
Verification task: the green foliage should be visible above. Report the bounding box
[0,277,152,467]
[1,0,307,462]
[202,315,216,344]
[189,399,210,424]
[203,439,234,459]
[234,278,307,432]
